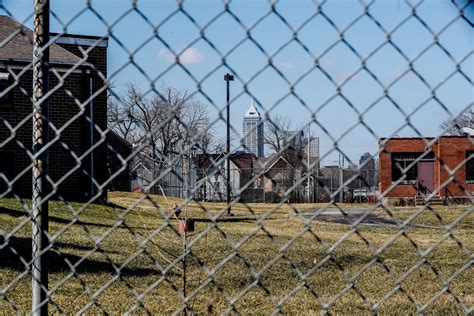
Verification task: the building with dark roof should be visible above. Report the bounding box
[254,154,304,202]
[0,16,82,65]
[0,15,109,201]
[195,152,255,201]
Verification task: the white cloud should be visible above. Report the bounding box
[157,47,205,65]
[275,60,297,71]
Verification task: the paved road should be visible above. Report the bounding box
[301,207,403,227]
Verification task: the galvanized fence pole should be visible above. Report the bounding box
[31,0,50,315]
[224,73,234,215]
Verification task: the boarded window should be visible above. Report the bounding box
[467,151,474,181]
[391,152,434,182]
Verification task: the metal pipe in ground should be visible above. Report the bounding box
[31,0,50,315]
[182,231,187,314]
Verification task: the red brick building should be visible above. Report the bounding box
[379,136,474,205]
[0,15,109,201]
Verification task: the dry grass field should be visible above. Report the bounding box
[0,192,472,314]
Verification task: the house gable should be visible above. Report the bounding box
[0,15,82,65]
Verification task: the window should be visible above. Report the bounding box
[0,72,13,104]
[391,152,434,182]
[467,151,474,181]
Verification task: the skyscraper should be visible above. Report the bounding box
[359,152,376,189]
[303,135,320,158]
[242,98,264,157]
[360,152,375,169]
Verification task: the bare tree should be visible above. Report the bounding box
[153,88,187,158]
[440,106,474,135]
[108,84,214,160]
[264,114,291,153]
[177,96,210,152]
[107,87,141,143]
[264,114,305,166]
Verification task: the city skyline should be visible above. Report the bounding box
[2,1,470,165]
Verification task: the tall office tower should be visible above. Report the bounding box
[310,137,320,157]
[242,98,264,157]
[360,152,376,189]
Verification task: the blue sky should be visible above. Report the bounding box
[1,0,472,166]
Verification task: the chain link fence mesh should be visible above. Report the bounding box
[0,0,473,314]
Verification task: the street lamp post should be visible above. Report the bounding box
[224,73,234,215]
[307,125,310,203]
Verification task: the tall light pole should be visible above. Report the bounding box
[224,73,234,215]
[307,125,310,203]
[339,154,344,203]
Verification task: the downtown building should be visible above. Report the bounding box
[242,98,264,158]
[303,135,320,158]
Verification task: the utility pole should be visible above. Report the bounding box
[330,168,333,199]
[224,73,234,215]
[307,126,310,203]
[339,154,344,203]
[315,167,319,203]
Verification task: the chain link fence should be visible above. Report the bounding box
[0,0,473,314]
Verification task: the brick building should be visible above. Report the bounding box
[379,136,474,205]
[0,15,108,201]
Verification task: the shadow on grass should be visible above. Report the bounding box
[314,213,399,226]
[0,236,169,276]
[103,200,127,210]
[193,217,255,223]
[310,212,438,229]
[0,207,114,228]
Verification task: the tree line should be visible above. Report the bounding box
[107,84,312,167]
[107,84,223,163]
[108,84,473,165]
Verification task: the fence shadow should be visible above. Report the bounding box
[0,207,116,228]
[313,213,399,227]
[193,217,255,223]
[0,236,168,276]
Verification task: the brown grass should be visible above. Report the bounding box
[0,192,472,314]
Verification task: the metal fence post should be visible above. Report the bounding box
[31,0,50,315]
[224,73,234,215]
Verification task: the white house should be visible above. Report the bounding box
[196,152,255,201]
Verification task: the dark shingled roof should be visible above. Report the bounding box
[195,152,255,171]
[0,15,82,64]
[230,153,254,170]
